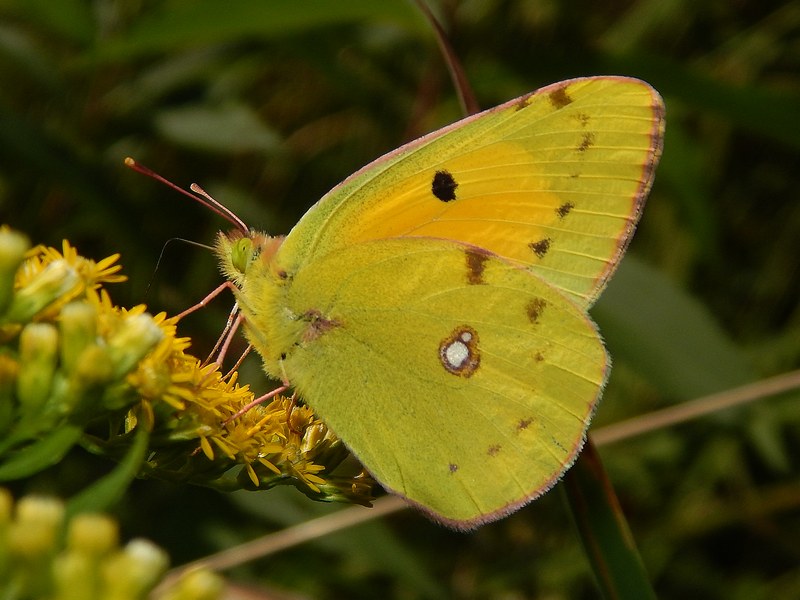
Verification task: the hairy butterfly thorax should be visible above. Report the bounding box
[214,231,299,374]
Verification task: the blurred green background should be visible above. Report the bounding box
[1,0,799,598]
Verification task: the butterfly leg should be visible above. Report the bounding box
[207,305,242,366]
[223,384,290,424]
[174,281,239,321]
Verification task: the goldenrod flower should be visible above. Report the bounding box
[0,225,374,511]
[0,488,223,600]
[8,238,124,324]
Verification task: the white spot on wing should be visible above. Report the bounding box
[439,326,480,377]
[444,337,469,368]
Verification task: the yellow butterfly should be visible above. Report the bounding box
[215,76,665,529]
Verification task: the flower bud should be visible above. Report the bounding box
[0,487,12,524]
[315,473,376,506]
[72,344,114,387]
[0,353,19,433]
[60,302,98,375]
[9,495,65,558]
[160,568,224,600]
[0,229,30,315]
[102,539,169,599]
[67,513,119,557]
[4,259,79,323]
[16,322,59,410]
[107,314,163,380]
[52,553,96,600]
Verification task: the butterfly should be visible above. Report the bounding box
[215,76,665,529]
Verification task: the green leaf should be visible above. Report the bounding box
[593,256,757,401]
[95,0,424,61]
[602,52,800,149]
[67,426,150,515]
[0,0,95,45]
[563,440,656,600]
[154,103,282,153]
[0,425,83,481]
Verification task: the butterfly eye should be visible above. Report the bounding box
[230,238,255,274]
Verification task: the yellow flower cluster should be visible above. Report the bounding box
[0,487,223,600]
[0,226,374,507]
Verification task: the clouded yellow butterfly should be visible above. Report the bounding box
[215,76,665,529]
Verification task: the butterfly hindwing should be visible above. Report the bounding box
[255,237,607,528]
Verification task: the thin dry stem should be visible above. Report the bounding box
[590,369,800,446]
[155,369,800,591]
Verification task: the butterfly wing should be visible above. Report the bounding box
[256,237,607,529]
[277,76,664,308]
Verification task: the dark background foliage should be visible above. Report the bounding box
[1,0,799,597]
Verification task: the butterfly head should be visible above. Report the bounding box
[215,230,286,287]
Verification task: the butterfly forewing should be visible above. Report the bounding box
[277,77,665,308]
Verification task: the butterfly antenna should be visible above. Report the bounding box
[189,183,249,234]
[144,237,214,299]
[413,0,479,116]
[124,157,249,235]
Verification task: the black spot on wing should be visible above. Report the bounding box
[529,238,551,258]
[514,93,534,111]
[549,85,573,109]
[517,417,534,431]
[465,248,490,285]
[556,202,574,219]
[578,132,595,152]
[526,298,547,324]
[432,170,458,202]
[300,309,340,343]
